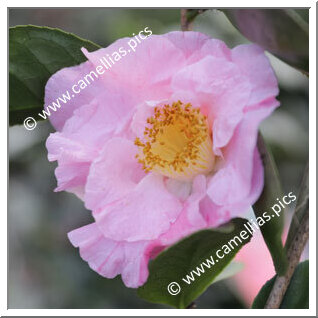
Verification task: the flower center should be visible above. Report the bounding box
[134,101,215,181]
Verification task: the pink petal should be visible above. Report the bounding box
[44,61,107,131]
[94,173,182,242]
[199,38,232,60]
[165,178,192,201]
[159,174,208,246]
[201,147,264,226]
[164,32,231,65]
[84,138,145,211]
[68,223,150,288]
[186,38,232,65]
[81,34,187,101]
[207,98,279,206]
[46,91,136,196]
[46,132,97,195]
[130,101,156,137]
[231,44,279,106]
[171,55,251,154]
[164,31,210,58]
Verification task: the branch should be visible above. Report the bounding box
[181,9,191,31]
[264,165,309,309]
[186,302,197,309]
[181,9,207,31]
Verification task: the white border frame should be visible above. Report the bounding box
[3,0,316,316]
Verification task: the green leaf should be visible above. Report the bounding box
[252,260,309,309]
[138,218,252,308]
[221,9,309,74]
[9,25,100,126]
[253,134,287,275]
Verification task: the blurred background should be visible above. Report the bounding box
[9,8,309,309]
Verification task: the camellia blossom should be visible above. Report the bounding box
[45,31,279,288]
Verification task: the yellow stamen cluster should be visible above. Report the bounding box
[134,101,215,180]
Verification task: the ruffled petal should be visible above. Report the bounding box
[85,138,182,242]
[231,44,279,106]
[207,98,279,206]
[202,147,264,226]
[164,31,210,59]
[46,90,136,196]
[94,173,182,242]
[130,100,157,137]
[46,131,97,195]
[84,138,145,211]
[159,174,208,246]
[44,61,107,131]
[81,34,187,101]
[171,55,251,155]
[68,223,150,288]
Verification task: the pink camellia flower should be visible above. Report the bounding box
[45,31,279,288]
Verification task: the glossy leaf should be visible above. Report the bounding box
[9,25,100,126]
[252,260,309,309]
[253,134,287,275]
[222,9,309,74]
[138,218,252,308]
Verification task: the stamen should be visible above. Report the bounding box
[134,101,215,180]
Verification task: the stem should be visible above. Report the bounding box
[264,214,308,308]
[264,166,309,309]
[186,301,197,309]
[181,9,191,31]
[181,9,207,31]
